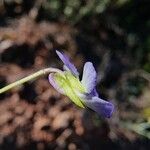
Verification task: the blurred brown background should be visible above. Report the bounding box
[0,0,150,150]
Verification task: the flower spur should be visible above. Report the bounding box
[48,50,114,118]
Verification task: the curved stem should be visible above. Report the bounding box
[0,67,63,94]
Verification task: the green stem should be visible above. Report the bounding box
[0,68,62,94]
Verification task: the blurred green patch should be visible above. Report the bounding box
[42,0,130,23]
[143,107,150,122]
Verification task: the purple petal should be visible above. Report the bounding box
[81,62,97,93]
[90,88,99,97]
[84,96,114,118]
[56,50,79,77]
[48,73,65,94]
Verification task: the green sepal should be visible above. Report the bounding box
[54,72,85,108]
[64,72,86,93]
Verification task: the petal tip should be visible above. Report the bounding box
[55,50,64,59]
[55,50,79,77]
[104,102,114,118]
[56,50,61,56]
[83,97,114,118]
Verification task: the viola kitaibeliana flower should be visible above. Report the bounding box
[48,50,114,118]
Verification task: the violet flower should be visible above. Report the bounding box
[48,50,114,118]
